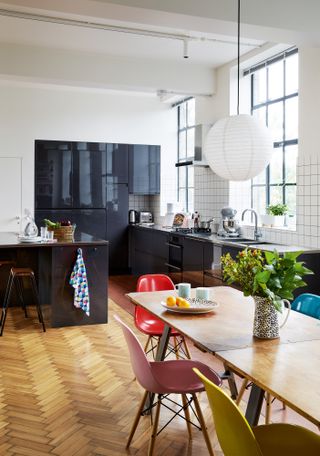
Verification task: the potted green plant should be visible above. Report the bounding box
[261,203,288,227]
[221,248,313,338]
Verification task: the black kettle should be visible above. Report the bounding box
[128,210,139,224]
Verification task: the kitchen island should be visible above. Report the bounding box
[0,232,108,327]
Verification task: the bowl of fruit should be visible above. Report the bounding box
[44,219,76,241]
[161,295,219,314]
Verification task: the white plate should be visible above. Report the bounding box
[18,236,42,243]
[161,299,219,314]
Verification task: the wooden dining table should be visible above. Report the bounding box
[126,286,320,426]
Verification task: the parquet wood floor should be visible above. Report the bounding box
[0,302,224,455]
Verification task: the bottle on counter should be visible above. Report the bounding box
[193,211,199,230]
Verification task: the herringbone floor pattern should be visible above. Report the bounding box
[0,302,223,455]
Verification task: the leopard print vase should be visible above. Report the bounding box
[253,296,280,339]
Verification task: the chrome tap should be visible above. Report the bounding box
[241,209,262,241]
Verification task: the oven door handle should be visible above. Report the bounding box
[166,243,182,249]
[165,263,182,271]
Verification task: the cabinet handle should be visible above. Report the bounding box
[165,243,182,249]
[165,263,182,271]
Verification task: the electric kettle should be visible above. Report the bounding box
[128,210,139,225]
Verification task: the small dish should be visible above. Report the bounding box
[18,236,42,243]
[161,299,219,314]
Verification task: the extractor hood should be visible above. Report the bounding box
[175,124,209,168]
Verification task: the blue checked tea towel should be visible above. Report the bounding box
[69,248,90,316]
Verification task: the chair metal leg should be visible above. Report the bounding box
[15,277,27,317]
[126,390,149,448]
[236,378,250,405]
[0,272,14,336]
[182,394,192,439]
[148,395,161,456]
[192,393,215,456]
[29,274,46,332]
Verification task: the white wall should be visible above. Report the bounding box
[0,81,177,228]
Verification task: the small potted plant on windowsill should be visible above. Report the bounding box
[261,203,288,227]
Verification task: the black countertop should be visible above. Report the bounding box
[0,232,109,248]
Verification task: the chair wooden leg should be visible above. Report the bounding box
[182,336,191,359]
[192,393,215,456]
[144,335,151,353]
[126,390,149,448]
[265,392,272,425]
[236,378,250,405]
[182,394,192,439]
[148,395,161,456]
[0,271,14,336]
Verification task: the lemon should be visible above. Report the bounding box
[176,297,190,308]
[166,295,176,307]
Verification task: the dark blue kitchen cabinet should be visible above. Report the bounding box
[35,141,73,209]
[106,143,128,184]
[128,144,160,195]
[106,182,129,273]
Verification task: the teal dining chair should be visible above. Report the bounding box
[291,293,320,319]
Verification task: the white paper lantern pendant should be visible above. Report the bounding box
[204,0,273,181]
[204,114,273,181]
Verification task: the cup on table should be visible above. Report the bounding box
[196,287,210,301]
[175,283,191,299]
[40,227,48,240]
[46,231,54,241]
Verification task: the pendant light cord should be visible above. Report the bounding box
[237,0,240,116]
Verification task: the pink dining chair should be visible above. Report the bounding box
[114,314,222,456]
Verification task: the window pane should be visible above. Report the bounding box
[269,148,283,184]
[268,60,284,100]
[178,166,186,187]
[187,99,195,127]
[285,96,298,140]
[268,102,283,142]
[178,187,187,211]
[270,185,283,205]
[187,187,194,213]
[285,144,298,183]
[252,168,266,185]
[252,186,267,215]
[286,53,298,95]
[188,167,194,187]
[285,185,296,214]
[179,103,186,129]
[253,68,266,105]
[252,106,267,125]
[178,131,186,160]
[186,128,195,158]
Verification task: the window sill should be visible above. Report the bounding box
[241,224,296,233]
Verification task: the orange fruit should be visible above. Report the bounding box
[176,297,190,308]
[166,295,176,307]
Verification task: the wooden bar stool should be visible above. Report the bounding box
[0,267,46,336]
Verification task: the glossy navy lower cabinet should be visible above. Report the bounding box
[128,144,160,195]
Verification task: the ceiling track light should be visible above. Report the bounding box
[0,8,261,52]
[183,39,189,59]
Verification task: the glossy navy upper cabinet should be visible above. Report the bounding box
[128,144,160,195]
[73,142,108,209]
[35,140,73,209]
[106,143,128,184]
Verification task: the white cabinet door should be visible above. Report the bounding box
[0,157,22,231]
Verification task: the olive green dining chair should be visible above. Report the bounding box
[193,368,320,456]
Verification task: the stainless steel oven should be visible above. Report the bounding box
[165,233,183,283]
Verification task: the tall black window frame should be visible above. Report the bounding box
[176,98,195,213]
[245,48,298,216]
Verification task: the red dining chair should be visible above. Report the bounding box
[135,274,191,359]
[114,314,221,456]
